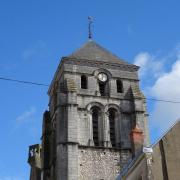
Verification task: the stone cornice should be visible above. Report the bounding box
[62,57,139,72]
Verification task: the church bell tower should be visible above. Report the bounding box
[29,40,150,180]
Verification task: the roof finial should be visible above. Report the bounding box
[88,16,93,40]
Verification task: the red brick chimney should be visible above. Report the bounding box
[130,126,144,156]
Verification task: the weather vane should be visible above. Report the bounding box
[88,16,93,39]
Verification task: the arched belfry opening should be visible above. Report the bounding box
[108,108,117,147]
[116,79,123,93]
[91,106,101,146]
[99,82,107,96]
[81,75,88,89]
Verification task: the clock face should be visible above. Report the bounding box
[98,73,108,82]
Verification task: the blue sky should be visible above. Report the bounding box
[1,0,180,179]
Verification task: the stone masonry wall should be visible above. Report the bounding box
[78,146,131,180]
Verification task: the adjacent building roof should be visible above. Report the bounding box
[117,120,180,180]
[68,40,132,65]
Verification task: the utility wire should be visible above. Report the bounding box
[0,77,49,87]
[0,76,180,104]
[147,98,180,104]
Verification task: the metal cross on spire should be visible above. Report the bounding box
[88,16,93,39]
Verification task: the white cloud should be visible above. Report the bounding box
[16,106,36,124]
[151,61,180,98]
[134,45,180,141]
[134,52,164,79]
[134,52,149,74]
[150,60,180,132]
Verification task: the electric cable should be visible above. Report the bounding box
[0,76,180,104]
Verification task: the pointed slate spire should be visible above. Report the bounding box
[68,40,131,65]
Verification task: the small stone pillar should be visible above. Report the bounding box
[130,126,144,156]
[28,144,42,180]
[103,111,111,147]
[88,110,94,146]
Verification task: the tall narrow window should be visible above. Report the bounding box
[109,108,116,147]
[92,108,99,146]
[81,75,87,89]
[116,80,123,93]
[99,82,106,96]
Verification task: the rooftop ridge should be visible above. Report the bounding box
[151,118,180,147]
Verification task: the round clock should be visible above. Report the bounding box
[98,73,108,82]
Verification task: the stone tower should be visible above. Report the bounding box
[28,40,150,180]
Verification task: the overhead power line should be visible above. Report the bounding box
[147,98,180,104]
[0,77,49,87]
[0,76,180,104]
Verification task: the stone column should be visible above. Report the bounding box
[98,111,103,146]
[115,111,121,147]
[133,96,150,146]
[66,92,79,180]
[110,79,116,97]
[87,110,94,146]
[103,112,111,147]
[56,87,79,180]
[143,99,150,147]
